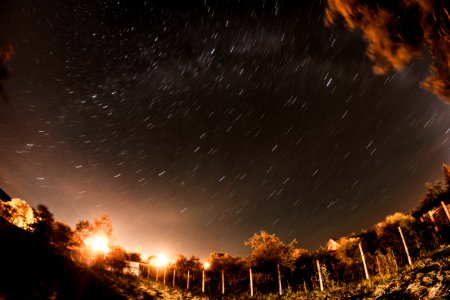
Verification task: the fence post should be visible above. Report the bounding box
[441,201,450,222]
[202,269,205,293]
[428,211,439,232]
[277,264,282,296]
[398,226,412,266]
[249,268,254,297]
[187,270,190,290]
[221,269,225,295]
[248,268,253,297]
[359,243,370,280]
[316,260,324,291]
[376,256,382,276]
[172,269,176,287]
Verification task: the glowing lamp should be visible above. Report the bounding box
[154,254,169,267]
[85,235,110,254]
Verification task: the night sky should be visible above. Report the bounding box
[0,0,449,259]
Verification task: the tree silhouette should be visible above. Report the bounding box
[106,246,127,274]
[33,204,54,242]
[173,255,201,290]
[414,165,450,216]
[51,221,73,251]
[245,231,296,294]
[245,231,296,271]
[208,252,245,294]
[73,214,113,247]
[126,251,142,262]
[32,205,73,252]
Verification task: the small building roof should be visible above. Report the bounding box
[325,239,342,251]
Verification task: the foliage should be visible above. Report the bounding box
[332,236,365,282]
[32,204,74,251]
[207,252,247,295]
[73,214,113,247]
[374,213,415,237]
[242,245,450,299]
[51,221,74,250]
[208,252,243,272]
[174,255,201,272]
[375,248,399,277]
[0,214,126,300]
[413,165,450,217]
[106,246,128,274]
[0,198,35,230]
[421,181,446,208]
[33,204,55,241]
[325,0,450,103]
[126,251,142,262]
[245,230,297,271]
[92,214,113,236]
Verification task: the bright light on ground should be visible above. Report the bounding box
[151,254,169,267]
[85,235,110,254]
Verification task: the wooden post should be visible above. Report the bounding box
[359,243,370,280]
[316,260,324,291]
[221,269,225,295]
[163,267,167,285]
[428,210,439,232]
[398,227,412,266]
[277,264,282,296]
[393,256,398,273]
[249,268,254,297]
[156,267,159,282]
[441,201,450,222]
[187,270,190,290]
[376,256,382,276]
[147,265,150,279]
[202,269,205,293]
[172,269,176,287]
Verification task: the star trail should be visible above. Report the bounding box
[0,0,449,258]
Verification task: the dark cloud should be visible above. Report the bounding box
[325,0,450,103]
[0,42,13,105]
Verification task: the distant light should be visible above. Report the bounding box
[85,235,110,254]
[151,254,169,267]
[204,262,210,270]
